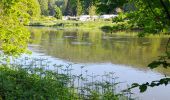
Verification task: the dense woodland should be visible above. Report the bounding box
[37,0,125,16]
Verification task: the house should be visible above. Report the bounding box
[91,15,99,20]
[100,14,118,19]
[79,15,91,21]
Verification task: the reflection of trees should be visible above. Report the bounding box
[29,28,43,44]
[29,27,168,74]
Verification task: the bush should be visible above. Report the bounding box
[112,22,130,30]
[0,65,72,100]
[112,13,127,23]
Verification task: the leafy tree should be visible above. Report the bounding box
[64,0,95,16]
[80,0,97,15]
[81,0,92,14]
[127,0,170,34]
[64,0,73,15]
[48,0,56,16]
[89,5,97,16]
[26,0,41,18]
[0,0,41,55]
[38,0,49,16]
[62,0,68,14]
[95,0,127,14]
[54,6,62,19]
[76,0,83,16]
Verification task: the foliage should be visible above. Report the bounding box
[35,0,129,16]
[97,0,170,34]
[76,0,83,16]
[38,0,49,16]
[64,0,74,15]
[84,0,98,15]
[101,22,131,33]
[112,22,130,30]
[94,0,127,14]
[64,0,83,16]
[129,77,170,93]
[25,0,41,18]
[48,0,56,15]
[54,6,62,19]
[0,65,71,99]
[0,23,30,55]
[127,0,170,35]
[89,5,97,16]
[0,0,41,55]
[112,13,127,23]
[53,0,96,16]
[62,0,68,14]
[0,57,133,100]
[93,0,170,34]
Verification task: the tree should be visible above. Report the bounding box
[127,0,170,34]
[64,0,73,15]
[59,0,67,15]
[26,0,41,18]
[95,0,127,14]
[89,5,96,16]
[0,0,41,55]
[38,0,49,16]
[48,0,55,16]
[54,6,62,19]
[76,0,83,16]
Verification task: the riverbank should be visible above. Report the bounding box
[28,18,114,30]
[28,18,170,37]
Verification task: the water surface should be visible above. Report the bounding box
[28,27,170,100]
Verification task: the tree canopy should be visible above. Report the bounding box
[0,0,41,55]
[128,0,170,34]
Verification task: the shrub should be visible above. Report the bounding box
[112,13,127,23]
[0,65,72,100]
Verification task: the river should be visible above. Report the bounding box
[28,26,170,100]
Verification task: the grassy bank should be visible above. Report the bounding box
[0,57,134,100]
[28,16,114,30]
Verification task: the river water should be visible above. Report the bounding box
[28,27,170,100]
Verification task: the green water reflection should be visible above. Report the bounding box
[29,27,170,74]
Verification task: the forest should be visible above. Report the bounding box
[0,0,170,100]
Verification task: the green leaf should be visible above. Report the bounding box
[148,61,161,69]
[139,84,147,93]
[131,83,139,87]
